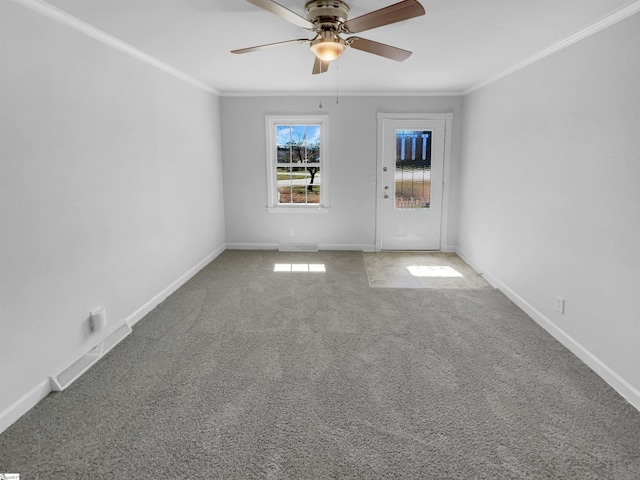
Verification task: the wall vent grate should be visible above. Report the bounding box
[278,244,319,252]
[50,323,132,391]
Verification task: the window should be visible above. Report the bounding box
[266,115,329,213]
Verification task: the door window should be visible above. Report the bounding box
[395,130,431,209]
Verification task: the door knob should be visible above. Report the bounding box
[384,194,390,199]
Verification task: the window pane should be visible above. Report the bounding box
[290,125,307,142]
[277,166,320,204]
[395,130,431,209]
[306,125,321,146]
[277,146,291,164]
[306,166,320,204]
[276,125,291,145]
[276,125,321,165]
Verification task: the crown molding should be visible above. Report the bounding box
[464,0,640,95]
[219,90,463,97]
[11,0,219,95]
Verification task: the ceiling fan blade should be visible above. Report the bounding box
[348,37,412,61]
[342,0,425,34]
[246,0,315,30]
[312,57,330,75]
[231,38,309,54]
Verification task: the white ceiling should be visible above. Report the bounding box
[43,0,636,95]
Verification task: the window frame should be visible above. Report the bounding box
[265,115,330,213]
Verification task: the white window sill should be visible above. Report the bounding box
[267,205,330,214]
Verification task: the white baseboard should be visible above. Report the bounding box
[226,243,375,252]
[0,380,51,435]
[127,244,225,327]
[0,244,226,435]
[456,248,640,412]
[226,243,278,250]
[319,243,376,251]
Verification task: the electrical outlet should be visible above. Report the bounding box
[554,296,565,314]
[289,228,295,237]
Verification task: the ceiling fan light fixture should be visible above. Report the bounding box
[310,32,345,62]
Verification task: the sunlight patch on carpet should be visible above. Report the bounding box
[364,252,491,289]
[407,265,464,278]
[274,264,326,273]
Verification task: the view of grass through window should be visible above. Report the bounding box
[276,124,321,205]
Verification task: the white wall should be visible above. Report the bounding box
[220,95,462,250]
[0,1,225,426]
[458,13,640,406]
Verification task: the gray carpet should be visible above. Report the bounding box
[1,250,639,479]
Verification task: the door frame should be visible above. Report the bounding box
[375,112,453,252]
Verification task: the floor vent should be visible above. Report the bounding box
[50,323,132,391]
[278,244,319,252]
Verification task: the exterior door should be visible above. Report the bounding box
[377,116,447,250]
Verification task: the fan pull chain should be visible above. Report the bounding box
[336,60,340,105]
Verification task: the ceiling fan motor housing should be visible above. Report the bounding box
[305,0,350,28]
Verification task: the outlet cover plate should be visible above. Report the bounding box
[555,296,565,314]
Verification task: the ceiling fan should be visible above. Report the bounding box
[231,0,425,74]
